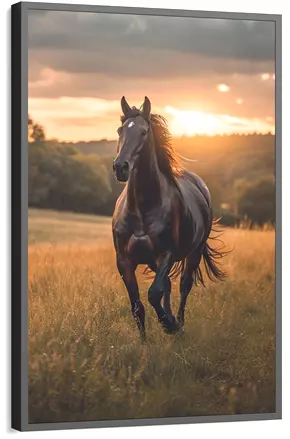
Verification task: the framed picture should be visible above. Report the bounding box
[11,1,282,432]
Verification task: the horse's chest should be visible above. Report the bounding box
[114,209,161,256]
[134,208,169,237]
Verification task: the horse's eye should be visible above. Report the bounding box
[117,127,122,135]
[141,129,147,136]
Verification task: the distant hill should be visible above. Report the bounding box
[61,134,275,177]
[173,133,275,184]
[62,139,117,157]
[172,133,275,215]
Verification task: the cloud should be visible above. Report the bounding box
[29,69,275,119]
[27,9,275,140]
[28,11,275,61]
[29,45,274,79]
[29,96,122,140]
[28,10,275,102]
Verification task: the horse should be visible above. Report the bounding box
[112,96,226,340]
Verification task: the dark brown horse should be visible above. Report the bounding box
[112,96,225,340]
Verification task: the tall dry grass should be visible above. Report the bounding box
[28,210,275,423]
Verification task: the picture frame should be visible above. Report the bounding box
[11,1,282,431]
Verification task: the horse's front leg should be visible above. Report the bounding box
[148,253,179,334]
[117,254,146,341]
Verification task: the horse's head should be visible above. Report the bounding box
[113,96,151,182]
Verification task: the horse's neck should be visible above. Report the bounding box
[127,140,162,212]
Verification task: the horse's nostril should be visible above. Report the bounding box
[113,160,129,181]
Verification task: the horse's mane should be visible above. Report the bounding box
[149,113,183,180]
[121,109,183,181]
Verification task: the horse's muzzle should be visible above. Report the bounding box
[113,160,130,182]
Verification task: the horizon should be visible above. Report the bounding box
[39,130,275,145]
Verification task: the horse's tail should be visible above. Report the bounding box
[169,260,185,279]
[187,241,227,287]
[144,219,229,283]
[202,241,227,283]
[191,219,229,286]
[144,242,227,283]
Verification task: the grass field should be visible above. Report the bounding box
[28,209,276,423]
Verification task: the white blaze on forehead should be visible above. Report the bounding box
[128,121,135,128]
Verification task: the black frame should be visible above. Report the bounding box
[11,1,282,432]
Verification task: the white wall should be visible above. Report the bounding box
[1,0,289,437]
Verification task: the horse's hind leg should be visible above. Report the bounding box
[117,254,146,341]
[148,253,179,334]
[177,255,201,327]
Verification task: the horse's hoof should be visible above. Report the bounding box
[160,316,180,334]
[177,319,184,329]
[174,327,185,339]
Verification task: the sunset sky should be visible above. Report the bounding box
[28,10,275,141]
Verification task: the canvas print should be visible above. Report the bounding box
[27,8,276,424]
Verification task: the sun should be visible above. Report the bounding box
[165,106,222,136]
[164,106,275,137]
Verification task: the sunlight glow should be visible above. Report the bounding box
[164,106,274,136]
[165,106,220,136]
[236,98,243,105]
[29,97,120,119]
[28,96,275,141]
[261,73,271,80]
[217,84,230,92]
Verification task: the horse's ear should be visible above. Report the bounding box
[142,96,151,119]
[121,96,131,116]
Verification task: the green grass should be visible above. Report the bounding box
[28,209,275,423]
